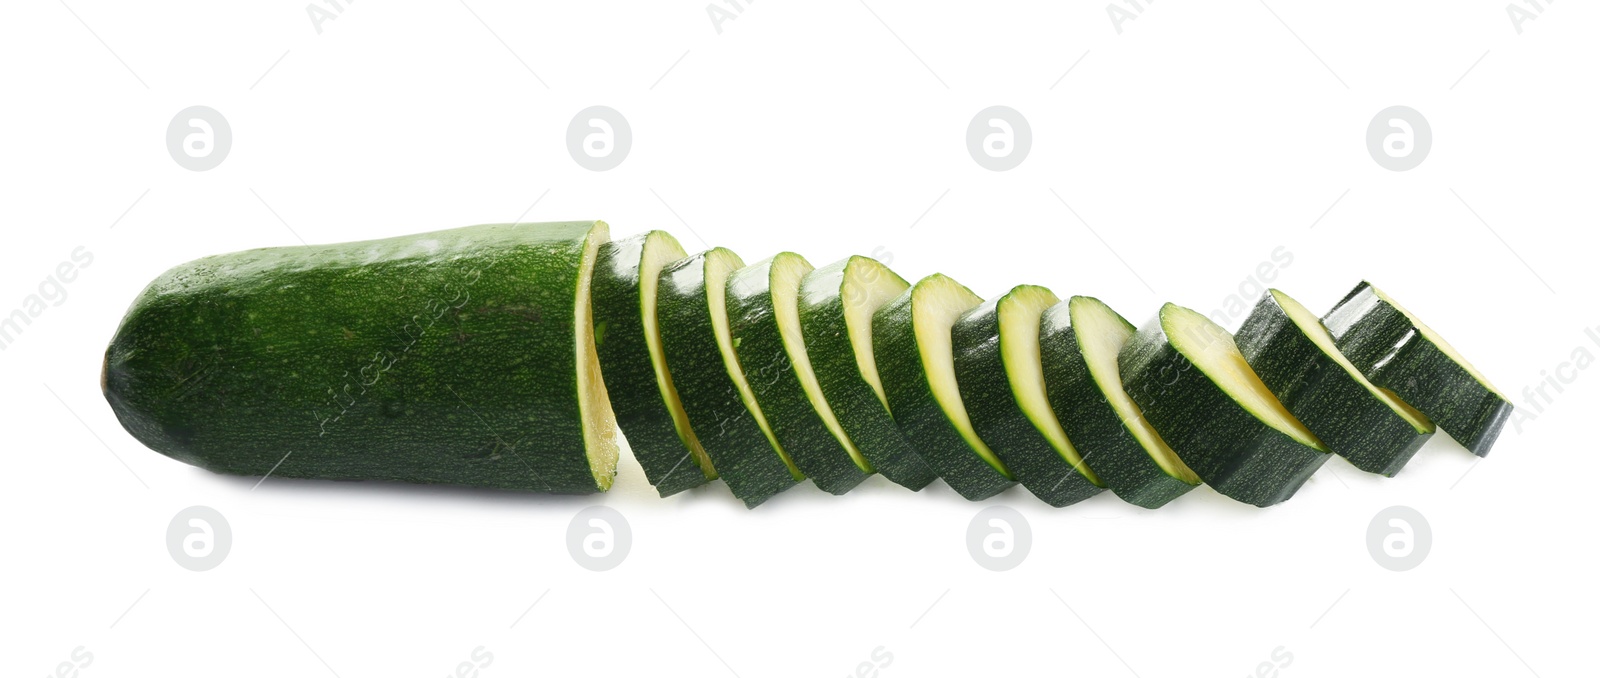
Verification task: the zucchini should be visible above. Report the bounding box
[592,231,716,496]
[1321,282,1512,457]
[657,248,803,507]
[727,253,871,494]
[1039,297,1199,508]
[952,286,1104,507]
[101,221,620,492]
[1235,289,1435,476]
[1121,303,1331,506]
[796,257,938,491]
[872,274,1014,500]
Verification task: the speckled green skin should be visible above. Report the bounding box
[1236,292,1434,477]
[657,249,798,507]
[1120,307,1331,507]
[796,258,936,491]
[1321,282,1511,457]
[727,255,869,495]
[953,292,1103,507]
[1038,299,1195,508]
[872,275,1013,501]
[593,231,712,496]
[102,222,613,493]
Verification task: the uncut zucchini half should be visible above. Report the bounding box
[593,231,717,496]
[657,248,804,507]
[102,221,620,493]
[1235,289,1434,477]
[1121,303,1331,507]
[953,286,1104,507]
[796,257,938,491]
[1039,297,1198,508]
[1321,281,1512,457]
[873,274,1015,500]
[727,253,872,494]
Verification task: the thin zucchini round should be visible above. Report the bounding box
[953,285,1104,507]
[1120,303,1331,507]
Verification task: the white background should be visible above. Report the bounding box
[2,2,1594,676]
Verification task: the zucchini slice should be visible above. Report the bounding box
[657,248,804,507]
[1039,297,1198,508]
[1321,282,1512,457]
[1235,289,1435,476]
[1121,303,1331,507]
[593,231,718,496]
[952,286,1104,507]
[727,253,872,494]
[872,274,1014,500]
[102,221,621,493]
[796,257,938,491]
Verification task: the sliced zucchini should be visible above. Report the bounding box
[796,257,937,491]
[952,286,1104,507]
[727,253,871,494]
[1039,297,1198,508]
[657,248,803,507]
[593,231,717,496]
[1120,303,1331,507]
[872,274,1014,500]
[1235,289,1435,476]
[1321,281,1512,457]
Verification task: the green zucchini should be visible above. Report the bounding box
[101,221,620,492]
[952,285,1104,507]
[796,257,937,491]
[1121,303,1331,507]
[1039,297,1198,508]
[1235,289,1435,476]
[1321,282,1512,457]
[872,274,1014,500]
[657,248,803,507]
[727,253,871,494]
[592,231,716,496]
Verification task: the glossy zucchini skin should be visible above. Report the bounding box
[727,255,870,495]
[657,249,799,507]
[953,292,1103,507]
[1120,307,1331,507]
[102,221,617,493]
[1038,300,1194,508]
[592,231,713,496]
[796,258,937,491]
[1321,282,1512,457]
[1235,292,1433,477]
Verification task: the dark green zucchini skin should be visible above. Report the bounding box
[953,297,1102,507]
[1235,292,1432,477]
[592,232,711,496]
[1037,301,1194,508]
[102,222,613,493]
[796,259,936,491]
[1321,282,1511,457]
[726,257,869,495]
[872,279,1014,501]
[657,250,797,508]
[1120,312,1331,507]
